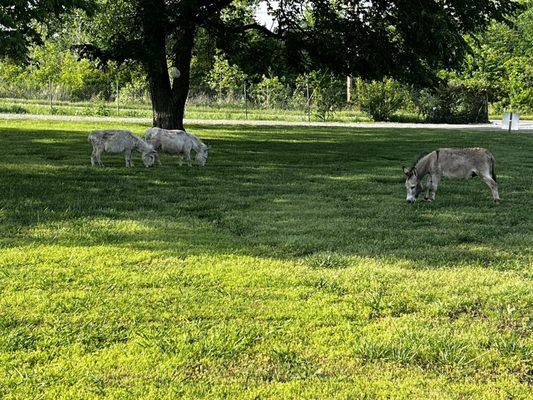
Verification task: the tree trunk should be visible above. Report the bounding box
[140,1,196,130]
[149,73,180,129]
[140,0,180,129]
[171,24,196,131]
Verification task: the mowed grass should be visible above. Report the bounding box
[0,119,531,399]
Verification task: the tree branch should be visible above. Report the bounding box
[237,22,283,39]
[71,38,144,65]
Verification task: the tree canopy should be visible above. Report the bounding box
[1,0,523,128]
[0,0,94,61]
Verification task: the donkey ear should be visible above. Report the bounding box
[402,166,410,176]
[412,167,418,177]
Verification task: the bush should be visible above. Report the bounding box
[119,80,150,104]
[94,103,111,116]
[0,105,27,114]
[252,75,289,108]
[413,84,489,123]
[207,52,247,102]
[359,78,407,121]
[506,57,533,113]
[296,71,345,121]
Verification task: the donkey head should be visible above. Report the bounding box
[142,148,158,167]
[195,145,209,167]
[403,166,424,204]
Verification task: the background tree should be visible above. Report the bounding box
[2,1,521,128]
[449,1,533,112]
[0,0,94,61]
[75,0,521,129]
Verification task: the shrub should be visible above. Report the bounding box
[119,80,149,104]
[413,84,489,123]
[359,78,407,121]
[296,71,345,121]
[506,57,533,113]
[0,105,27,114]
[94,103,111,116]
[207,52,247,102]
[252,75,289,108]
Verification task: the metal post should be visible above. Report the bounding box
[116,78,120,115]
[347,75,353,103]
[306,81,310,122]
[48,78,52,111]
[244,83,248,120]
[508,112,513,133]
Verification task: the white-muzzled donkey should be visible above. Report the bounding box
[403,147,500,204]
[88,130,157,167]
[145,127,208,167]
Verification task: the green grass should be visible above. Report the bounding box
[0,119,531,399]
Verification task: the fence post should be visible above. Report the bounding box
[48,78,53,112]
[347,75,353,103]
[306,81,311,122]
[243,83,248,120]
[116,78,120,115]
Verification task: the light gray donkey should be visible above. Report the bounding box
[403,148,500,204]
[88,130,157,167]
[145,127,208,167]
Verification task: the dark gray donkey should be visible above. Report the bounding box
[403,148,500,204]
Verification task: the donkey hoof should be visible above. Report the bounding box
[424,198,433,203]
[494,199,501,205]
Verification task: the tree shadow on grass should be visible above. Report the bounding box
[0,125,531,270]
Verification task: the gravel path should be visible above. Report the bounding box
[2,112,532,131]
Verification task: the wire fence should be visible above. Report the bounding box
[0,74,495,123]
[0,75,369,122]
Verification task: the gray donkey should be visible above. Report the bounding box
[88,130,157,167]
[403,148,500,204]
[145,127,208,167]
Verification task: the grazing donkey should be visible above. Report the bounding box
[145,127,208,167]
[88,130,157,167]
[403,148,500,204]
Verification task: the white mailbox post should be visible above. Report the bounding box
[502,112,520,131]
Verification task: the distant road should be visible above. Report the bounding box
[1,113,532,131]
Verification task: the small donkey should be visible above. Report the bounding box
[88,130,157,167]
[145,127,208,167]
[403,148,500,204]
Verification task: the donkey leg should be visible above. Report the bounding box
[424,176,432,200]
[428,175,440,202]
[95,148,104,167]
[480,174,500,203]
[124,150,133,167]
[183,151,192,167]
[91,149,97,167]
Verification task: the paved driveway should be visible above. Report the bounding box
[1,113,532,131]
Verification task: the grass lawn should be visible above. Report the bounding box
[0,119,531,399]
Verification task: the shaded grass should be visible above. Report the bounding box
[0,119,531,399]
